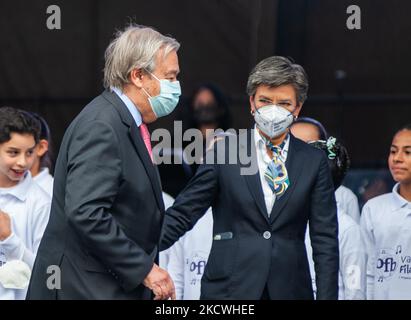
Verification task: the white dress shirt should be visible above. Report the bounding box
[335,185,361,224]
[254,127,290,215]
[360,183,411,300]
[0,172,51,300]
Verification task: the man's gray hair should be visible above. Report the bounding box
[246,56,309,104]
[103,24,180,89]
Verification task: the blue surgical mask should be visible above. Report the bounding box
[254,104,294,138]
[142,72,181,118]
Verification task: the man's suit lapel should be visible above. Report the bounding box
[102,90,165,212]
[241,129,271,224]
[269,134,303,224]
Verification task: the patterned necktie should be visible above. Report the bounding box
[139,123,153,163]
[264,136,289,199]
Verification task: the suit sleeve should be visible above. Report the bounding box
[309,153,339,300]
[64,120,153,292]
[160,149,218,251]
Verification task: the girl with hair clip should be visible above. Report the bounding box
[361,124,411,299]
[305,136,367,299]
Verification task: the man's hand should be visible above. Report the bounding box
[0,211,11,241]
[143,263,176,300]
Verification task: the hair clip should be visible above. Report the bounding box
[326,136,337,160]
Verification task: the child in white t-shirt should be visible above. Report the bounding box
[0,107,51,299]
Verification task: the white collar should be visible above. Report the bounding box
[111,87,143,127]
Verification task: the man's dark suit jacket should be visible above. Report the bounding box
[161,131,339,300]
[27,90,164,299]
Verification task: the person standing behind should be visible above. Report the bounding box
[25,112,54,196]
[28,24,181,300]
[305,137,367,299]
[361,124,411,299]
[181,83,232,177]
[290,117,327,142]
[291,117,361,224]
[160,83,230,298]
[184,83,231,141]
[0,107,51,300]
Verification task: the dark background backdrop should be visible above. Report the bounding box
[0,0,410,171]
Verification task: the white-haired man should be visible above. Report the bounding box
[27,24,180,300]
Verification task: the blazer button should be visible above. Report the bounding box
[263,231,271,240]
